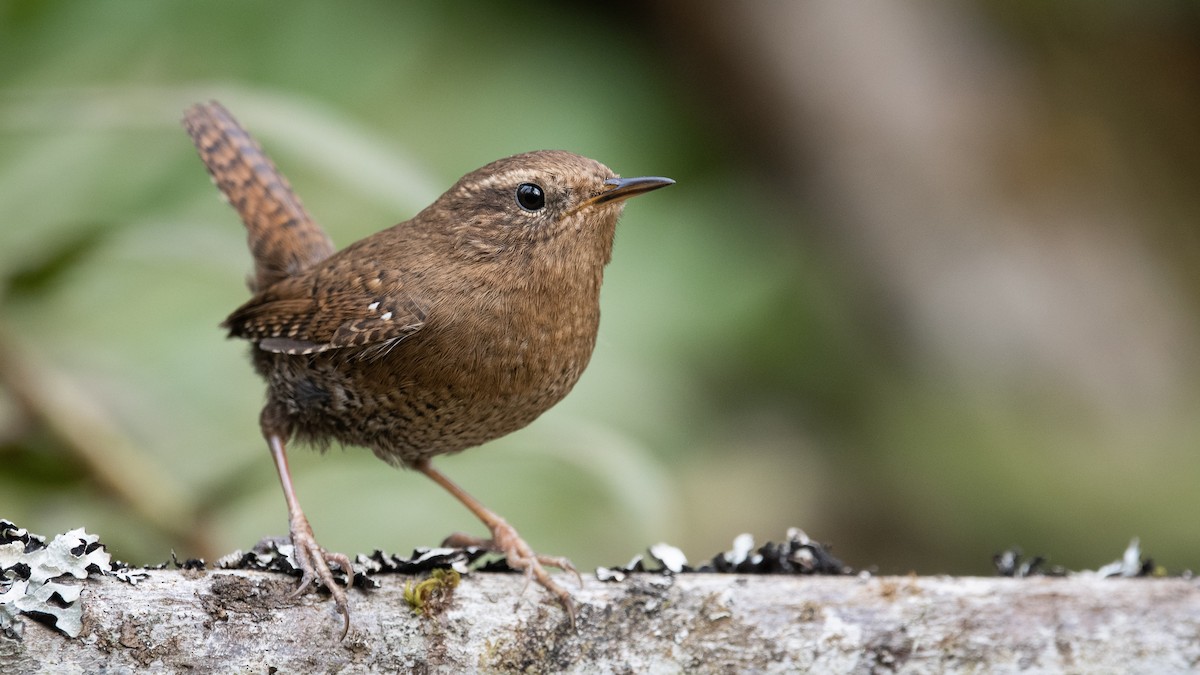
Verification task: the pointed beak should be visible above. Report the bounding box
[589,176,675,206]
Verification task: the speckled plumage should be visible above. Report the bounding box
[225,148,622,464]
[183,100,672,633]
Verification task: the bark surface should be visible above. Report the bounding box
[3,571,1198,673]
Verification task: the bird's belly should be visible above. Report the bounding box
[256,326,594,465]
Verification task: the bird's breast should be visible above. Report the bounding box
[265,261,606,461]
[450,275,602,401]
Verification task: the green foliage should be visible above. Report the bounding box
[2,1,1198,578]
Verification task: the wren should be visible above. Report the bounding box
[183,101,672,633]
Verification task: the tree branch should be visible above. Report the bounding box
[3,570,1198,672]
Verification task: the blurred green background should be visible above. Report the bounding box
[2,1,1199,575]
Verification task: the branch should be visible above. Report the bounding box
[3,570,1198,672]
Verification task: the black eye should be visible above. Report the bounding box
[515,183,545,211]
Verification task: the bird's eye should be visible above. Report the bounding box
[515,183,545,211]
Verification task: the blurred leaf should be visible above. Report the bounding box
[3,224,105,302]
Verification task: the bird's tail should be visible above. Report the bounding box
[183,101,334,292]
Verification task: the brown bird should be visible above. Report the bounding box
[182,101,672,633]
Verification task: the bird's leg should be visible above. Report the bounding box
[265,428,353,637]
[414,458,580,625]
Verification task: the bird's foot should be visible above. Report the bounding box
[288,513,354,638]
[443,522,581,627]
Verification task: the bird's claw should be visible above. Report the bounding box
[443,522,579,627]
[289,515,354,638]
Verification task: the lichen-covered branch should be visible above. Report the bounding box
[2,571,1198,673]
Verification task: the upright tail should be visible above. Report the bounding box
[183,101,335,292]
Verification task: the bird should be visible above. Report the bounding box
[182,101,673,634]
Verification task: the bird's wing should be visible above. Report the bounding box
[224,275,427,355]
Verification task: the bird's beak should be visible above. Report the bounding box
[588,176,675,206]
